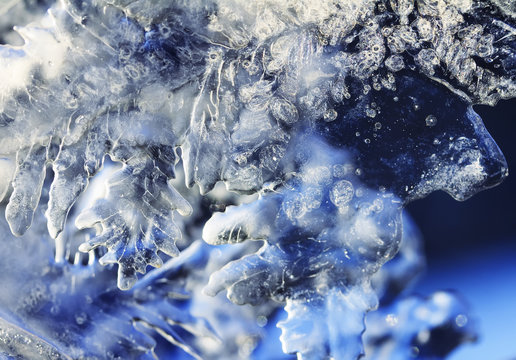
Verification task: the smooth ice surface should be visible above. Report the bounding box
[0,0,515,359]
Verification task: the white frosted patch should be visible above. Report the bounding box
[0,46,32,97]
[19,12,69,76]
[1,18,69,101]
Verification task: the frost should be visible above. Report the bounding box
[0,0,515,358]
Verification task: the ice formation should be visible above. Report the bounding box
[0,0,514,358]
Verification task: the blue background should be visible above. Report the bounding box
[408,98,516,359]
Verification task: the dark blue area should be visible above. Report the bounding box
[408,98,516,256]
[408,98,516,359]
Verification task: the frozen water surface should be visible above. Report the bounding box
[0,0,514,358]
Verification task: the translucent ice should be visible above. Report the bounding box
[0,0,515,358]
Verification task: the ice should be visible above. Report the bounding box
[0,209,236,359]
[0,0,514,358]
[75,151,192,289]
[364,292,476,359]
[279,285,377,360]
[5,143,49,236]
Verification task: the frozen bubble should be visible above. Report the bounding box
[257,315,268,327]
[323,108,338,122]
[366,108,377,118]
[373,198,384,212]
[385,54,405,72]
[330,180,354,208]
[124,64,142,79]
[425,114,437,127]
[415,17,433,41]
[158,24,171,37]
[283,197,307,220]
[332,164,351,178]
[208,51,220,61]
[455,314,468,327]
